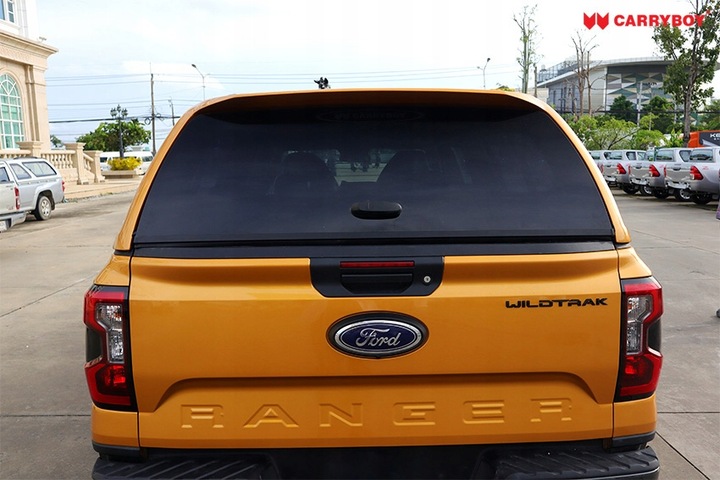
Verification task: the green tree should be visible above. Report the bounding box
[698,98,720,129]
[566,114,669,150]
[633,115,666,149]
[653,0,720,145]
[513,4,540,94]
[76,126,111,151]
[565,114,637,149]
[564,114,599,148]
[101,119,151,152]
[50,135,64,149]
[608,95,636,123]
[643,96,676,133]
[76,110,151,152]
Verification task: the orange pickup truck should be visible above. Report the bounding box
[85,90,662,479]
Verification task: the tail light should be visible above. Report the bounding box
[14,186,20,210]
[616,163,627,174]
[62,179,66,192]
[663,166,667,177]
[616,278,663,402]
[690,166,703,181]
[84,285,136,410]
[649,165,661,177]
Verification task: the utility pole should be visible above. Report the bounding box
[150,73,156,155]
[168,99,175,126]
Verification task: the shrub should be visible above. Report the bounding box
[108,156,142,171]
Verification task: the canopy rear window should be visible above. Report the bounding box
[134,105,612,245]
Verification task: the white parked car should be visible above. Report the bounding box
[4,157,65,221]
[0,161,27,231]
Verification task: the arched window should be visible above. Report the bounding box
[0,74,24,149]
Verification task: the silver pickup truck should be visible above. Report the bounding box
[665,147,720,204]
[629,148,692,200]
[3,157,65,221]
[685,147,720,202]
[0,161,27,232]
[599,150,646,193]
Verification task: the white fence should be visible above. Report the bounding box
[0,141,103,185]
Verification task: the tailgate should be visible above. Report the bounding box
[129,250,621,449]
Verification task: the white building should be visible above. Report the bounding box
[0,0,57,149]
[537,57,674,117]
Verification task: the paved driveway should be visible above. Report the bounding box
[0,190,718,479]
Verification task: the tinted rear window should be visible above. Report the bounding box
[135,106,612,245]
[21,161,57,177]
[689,148,717,162]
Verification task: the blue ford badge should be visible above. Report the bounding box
[328,313,428,358]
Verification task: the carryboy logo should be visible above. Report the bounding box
[584,13,609,30]
[584,12,707,29]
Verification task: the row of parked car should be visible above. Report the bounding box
[0,157,65,232]
[590,147,720,204]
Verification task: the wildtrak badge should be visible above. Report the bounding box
[505,298,609,308]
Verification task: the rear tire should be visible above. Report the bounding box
[640,185,653,196]
[34,194,52,221]
[690,193,712,205]
[674,189,692,201]
[652,189,670,199]
[622,185,639,195]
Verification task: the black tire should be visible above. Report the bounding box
[690,192,712,205]
[640,185,654,196]
[652,188,670,199]
[622,185,639,194]
[673,189,692,201]
[33,194,53,221]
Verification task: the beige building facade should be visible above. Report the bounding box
[0,0,56,150]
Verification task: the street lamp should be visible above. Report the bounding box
[110,104,128,158]
[191,63,206,100]
[477,58,491,89]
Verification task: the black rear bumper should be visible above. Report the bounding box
[92,441,659,480]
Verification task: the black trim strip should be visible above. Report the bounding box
[127,240,616,259]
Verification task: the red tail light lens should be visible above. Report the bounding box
[84,285,136,410]
[690,166,703,181]
[616,278,663,401]
[14,186,20,209]
[616,163,627,174]
[649,165,661,177]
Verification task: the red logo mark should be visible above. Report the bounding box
[584,12,610,29]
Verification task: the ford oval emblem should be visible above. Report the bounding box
[328,312,428,358]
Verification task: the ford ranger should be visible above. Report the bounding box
[84,90,662,479]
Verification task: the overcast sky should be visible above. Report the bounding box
[37,0,719,148]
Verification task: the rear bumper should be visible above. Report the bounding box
[92,441,659,479]
[687,179,720,195]
[0,211,26,231]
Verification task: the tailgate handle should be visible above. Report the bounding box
[350,201,402,220]
[311,258,444,297]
